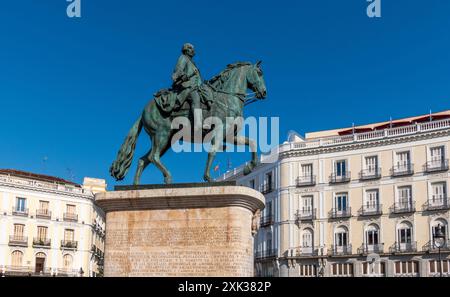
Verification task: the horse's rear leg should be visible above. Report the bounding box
[203,137,222,182]
[149,134,172,184]
[133,149,152,185]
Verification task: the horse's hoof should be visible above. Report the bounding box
[164,177,172,184]
[203,174,212,182]
[243,165,252,176]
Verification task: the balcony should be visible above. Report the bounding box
[295,209,316,221]
[359,168,382,180]
[358,204,383,216]
[391,163,414,177]
[260,183,274,194]
[56,268,81,277]
[260,214,274,227]
[390,202,416,214]
[33,237,51,248]
[357,243,384,255]
[255,249,277,260]
[423,199,450,211]
[36,209,51,219]
[61,240,78,250]
[424,159,449,173]
[422,240,450,252]
[329,207,352,219]
[389,241,417,253]
[63,212,78,222]
[329,172,351,184]
[295,175,316,187]
[329,244,352,256]
[12,207,28,217]
[295,246,318,257]
[9,235,28,247]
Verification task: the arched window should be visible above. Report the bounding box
[63,254,73,270]
[35,252,46,273]
[398,221,413,244]
[11,250,23,266]
[431,219,448,242]
[365,224,380,245]
[302,228,313,247]
[335,226,349,247]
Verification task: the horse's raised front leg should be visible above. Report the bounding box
[233,135,258,175]
[203,137,221,182]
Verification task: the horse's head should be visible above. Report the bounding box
[246,61,267,99]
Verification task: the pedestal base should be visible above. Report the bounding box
[95,183,265,277]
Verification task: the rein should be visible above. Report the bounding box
[206,82,258,107]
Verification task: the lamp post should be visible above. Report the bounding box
[433,224,446,277]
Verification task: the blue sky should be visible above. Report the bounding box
[1,0,450,188]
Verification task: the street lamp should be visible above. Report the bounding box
[433,224,446,277]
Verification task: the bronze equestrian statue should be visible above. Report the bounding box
[110,44,267,184]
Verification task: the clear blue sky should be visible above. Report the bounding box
[1,0,450,188]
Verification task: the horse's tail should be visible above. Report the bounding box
[110,114,143,181]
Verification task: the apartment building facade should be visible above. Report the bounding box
[0,170,106,277]
[219,111,450,277]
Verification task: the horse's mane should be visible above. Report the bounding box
[208,61,251,89]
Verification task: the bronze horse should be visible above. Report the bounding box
[110,62,267,184]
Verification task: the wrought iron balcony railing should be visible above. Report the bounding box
[260,183,275,194]
[12,207,28,217]
[390,202,416,214]
[260,214,274,227]
[357,243,384,255]
[329,172,351,184]
[329,207,352,219]
[295,175,316,187]
[295,209,316,221]
[329,244,352,256]
[358,204,383,216]
[61,240,78,250]
[422,240,450,252]
[423,198,450,211]
[295,246,318,257]
[359,168,382,180]
[33,237,51,247]
[391,163,414,177]
[424,159,449,173]
[255,249,278,260]
[389,241,417,253]
[9,235,28,247]
[63,212,78,222]
[36,209,51,219]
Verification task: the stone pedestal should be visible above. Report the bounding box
[95,182,265,277]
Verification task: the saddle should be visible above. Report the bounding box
[154,84,214,115]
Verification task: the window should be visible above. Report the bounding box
[397,186,412,207]
[302,229,313,247]
[395,261,419,276]
[64,229,74,241]
[335,226,348,247]
[431,182,446,205]
[301,164,313,177]
[302,196,313,213]
[335,193,348,211]
[37,226,48,240]
[299,264,317,277]
[266,201,272,217]
[66,204,76,214]
[362,261,386,276]
[365,156,378,172]
[431,220,447,242]
[398,222,413,244]
[11,250,23,267]
[335,160,347,176]
[365,189,379,209]
[63,254,73,270]
[430,146,445,164]
[331,263,353,277]
[366,224,380,246]
[429,260,450,275]
[39,201,49,214]
[13,224,24,238]
[249,179,255,189]
[15,197,26,212]
[396,151,411,168]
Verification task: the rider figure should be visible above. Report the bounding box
[172,43,210,132]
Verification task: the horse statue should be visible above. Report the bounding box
[110,61,267,184]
